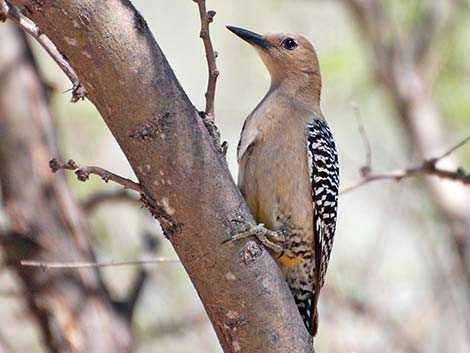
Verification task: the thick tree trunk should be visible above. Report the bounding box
[5,1,314,352]
[0,23,132,353]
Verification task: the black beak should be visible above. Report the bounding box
[226,26,273,50]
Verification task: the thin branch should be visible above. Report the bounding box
[192,0,225,155]
[20,258,180,270]
[341,135,470,195]
[341,165,470,194]
[81,189,139,212]
[432,135,470,162]
[193,0,219,121]
[352,102,372,175]
[49,158,143,193]
[0,0,86,101]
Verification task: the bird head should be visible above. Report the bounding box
[227,26,322,108]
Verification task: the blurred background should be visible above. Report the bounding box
[0,0,469,352]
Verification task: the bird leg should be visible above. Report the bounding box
[227,223,287,254]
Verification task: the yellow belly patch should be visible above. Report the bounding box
[272,252,307,267]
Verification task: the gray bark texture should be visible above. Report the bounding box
[5,1,314,352]
[0,23,132,353]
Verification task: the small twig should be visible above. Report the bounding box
[352,102,372,175]
[344,107,470,194]
[341,167,469,194]
[341,151,470,195]
[20,258,179,270]
[192,1,227,156]
[81,189,139,212]
[431,135,470,162]
[193,0,219,121]
[0,0,86,102]
[49,158,143,193]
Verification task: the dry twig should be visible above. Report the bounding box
[193,0,219,121]
[192,0,226,156]
[49,158,143,193]
[341,135,470,195]
[0,0,86,101]
[21,258,179,270]
[352,102,372,175]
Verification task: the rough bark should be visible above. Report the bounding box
[0,23,132,353]
[5,1,314,352]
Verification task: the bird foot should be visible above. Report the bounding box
[226,223,287,253]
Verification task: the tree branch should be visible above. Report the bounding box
[20,258,179,269]
[341,163,470,195]
[432,135,470,161]
[0,0,86,101]
[193,0,219,121]
[341,135,470,195]
[49,158,143,193]
[192,0,225,156]
[352,102,372,175]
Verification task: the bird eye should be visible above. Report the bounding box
[281,37,298,50]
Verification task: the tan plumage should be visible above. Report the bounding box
[228,26,340,337]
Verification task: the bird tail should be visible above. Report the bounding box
[296,291,318,336]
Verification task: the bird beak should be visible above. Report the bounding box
[226,26,273,50]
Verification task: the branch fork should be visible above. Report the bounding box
[341,135,470,195]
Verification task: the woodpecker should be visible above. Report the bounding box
[227,26,339,337]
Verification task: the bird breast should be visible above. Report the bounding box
[238,111,315,244]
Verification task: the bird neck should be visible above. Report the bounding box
[270,72,322,116]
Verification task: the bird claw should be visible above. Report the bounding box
[222,221,255,244]
[224,223,287,253]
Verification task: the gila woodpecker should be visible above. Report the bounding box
[227,26,339,337]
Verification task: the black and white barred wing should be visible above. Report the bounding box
[307,118,339,305]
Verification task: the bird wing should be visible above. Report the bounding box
[237,117,259,163]
[306,117,340,325]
